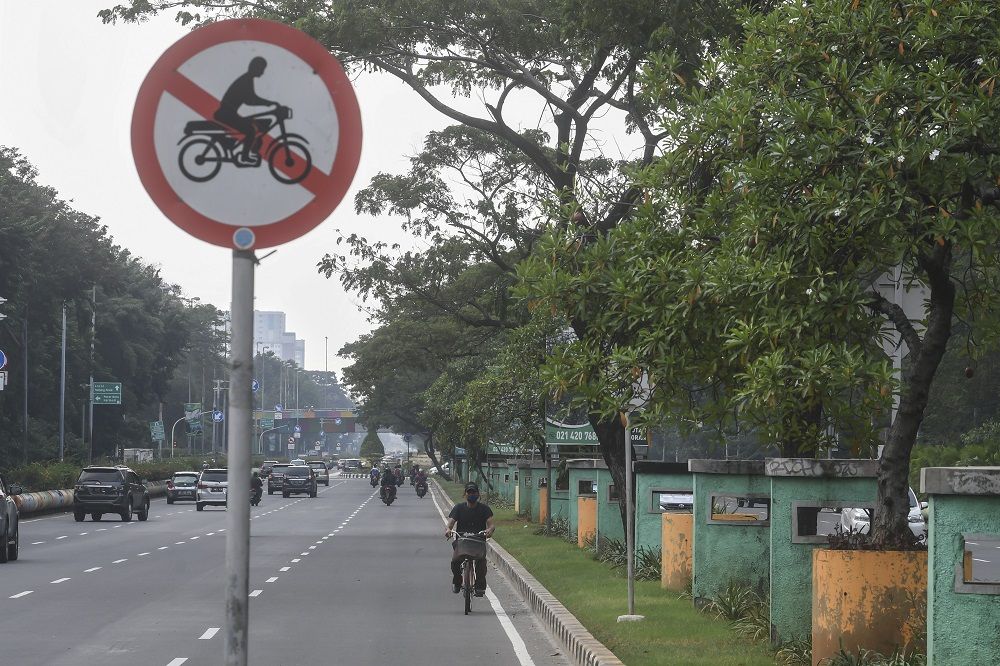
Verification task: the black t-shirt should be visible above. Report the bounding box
[448,502,493,533]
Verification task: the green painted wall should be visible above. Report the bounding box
[768,475,876,644]
[596,468,625,543]
[691,471,771,605]
[927,494,1000,665]
[635,466,691,550]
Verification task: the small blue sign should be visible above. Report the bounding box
[0,349,7,370]
[274,404,283,412]
[294,425,301,433]
[251,379,260,393]
[212,410,224,423]
[334,417,342,425]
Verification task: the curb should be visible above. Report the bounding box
[15,481,169,515]
[431,480,624,666]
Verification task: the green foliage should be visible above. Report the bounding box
[910,421,1000,488]
[5,457,221,492]
[704,582,764,623]
[775,640,813,665]
[822,647,925,666]
[359,429,385,461]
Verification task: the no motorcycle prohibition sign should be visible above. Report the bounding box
[132,19,362,249]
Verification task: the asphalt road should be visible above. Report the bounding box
[2,474,570,666]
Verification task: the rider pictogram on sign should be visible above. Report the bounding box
[131,19,362,249]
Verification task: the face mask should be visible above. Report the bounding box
[467,494,479,503]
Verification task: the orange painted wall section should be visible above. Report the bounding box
[577,497,597,548]
[812,549,927,666]
[661,513,693,591]
[538,487,548,525]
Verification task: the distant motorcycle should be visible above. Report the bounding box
[370,474,379,488]
[250,487,262,507]
[415,480,428,499]
[381,484,396,506]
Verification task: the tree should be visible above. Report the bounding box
[359,429,384,461]
[523,0,1000,545]
[101,0,746,527]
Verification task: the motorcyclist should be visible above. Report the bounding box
[394,464,405,487]
[380,465,397,501]
[369,466,381,486]
[251,471,263,503]
[414,466,428,485]
[409,465,418,485]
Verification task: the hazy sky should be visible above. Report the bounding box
[0,1,460,375]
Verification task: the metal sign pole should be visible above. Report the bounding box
[618,411,644,622]
[224,250,254,666]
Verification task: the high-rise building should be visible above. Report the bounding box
[253,310,305,366]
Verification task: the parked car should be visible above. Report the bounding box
[282,466,317,498]
[73,466,150,522]
[196,468,228,511]
[259,460,279,478]
[268,464,291,495]
[840,487,926,539]
[0,473,22,562]
[308,461,330,486]
[166,471,199,504]
[658,491,694,512]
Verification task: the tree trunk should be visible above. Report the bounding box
[871,253,954,547]
[591,413,630,531]
[424,432,452,481]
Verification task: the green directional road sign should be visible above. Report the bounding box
[260,417,274,430]
[149,420,165,442]
[93,382,122,405]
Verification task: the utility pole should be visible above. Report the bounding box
[22,314,27,464]
[325,336,328,372]
[59,302,67,462]
[88,286,96,463]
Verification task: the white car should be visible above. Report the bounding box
[196,468,228,511]
[840,487,926,539]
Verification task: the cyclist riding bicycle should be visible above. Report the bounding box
[445,482,495,596]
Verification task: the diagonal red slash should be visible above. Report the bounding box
[163,70,328,196]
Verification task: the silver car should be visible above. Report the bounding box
[196,468,228,511]
[166,471,199,504]
[840,488,926,539]
[0,473,23,563]
[308,461,330,486]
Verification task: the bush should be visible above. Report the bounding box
[4,456,229,492]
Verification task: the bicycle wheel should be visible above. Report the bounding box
[268,138,312,184]
[178,138,222,182]
[463,560,472,615]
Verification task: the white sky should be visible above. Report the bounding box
[0,1,641,379]
[0,1,458,375]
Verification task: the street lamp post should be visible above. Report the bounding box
[170,416,188,459]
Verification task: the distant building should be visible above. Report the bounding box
[253,310,305,366]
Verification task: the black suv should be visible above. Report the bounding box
[282,466,317,498]
[267,463,291,495]
[73,466,150,522]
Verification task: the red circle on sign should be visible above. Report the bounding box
[131,19,362,249]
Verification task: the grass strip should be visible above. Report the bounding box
[437,478,775,666]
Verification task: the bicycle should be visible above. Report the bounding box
[177,105,312,184]
[452,531,488,615]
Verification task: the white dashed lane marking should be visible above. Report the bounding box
[50,578,70,584]
[279,566,290,572]
[84,567,101,573]
[9,591,32,598]
[266,577,278,583]
[198,628,219,640]
[249,589,262,597]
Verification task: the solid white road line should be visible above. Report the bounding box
[84,567,101,573]
[166,658,188,666]
[429,483,536,666]
[249,590,262,597]
[9,591,32,599]
[198,628,220,640]
[50,578,71,584]
[266,577,278,583]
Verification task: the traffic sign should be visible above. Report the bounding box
[252,379,260,393]
[293,425,301,433]
[403,433,412,443]
[274,412,283,420]
[131,19,362,249]
[0,370,7,391]
[149,420,165,442]
[212,410,225,423]
[260,417,274,430]
[93,382,123,405]
[0,349,7,370]
[274,404,283,412]
[294,432,301,439]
